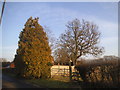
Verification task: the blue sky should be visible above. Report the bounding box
[0,2,118,61]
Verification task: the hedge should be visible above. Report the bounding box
[75,59,120,87]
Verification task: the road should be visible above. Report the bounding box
[2,74,41,89]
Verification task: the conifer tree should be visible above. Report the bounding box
[14,17,53,79]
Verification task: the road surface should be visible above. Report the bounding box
[2,74,41,89]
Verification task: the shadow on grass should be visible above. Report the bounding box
[77,81,119,89]
[2,68,82,88]
[4,68,118,89]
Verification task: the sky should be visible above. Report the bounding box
[0,2,118,62]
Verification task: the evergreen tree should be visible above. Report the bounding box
[14,17,53,79]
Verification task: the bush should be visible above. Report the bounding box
[75,58,120,88]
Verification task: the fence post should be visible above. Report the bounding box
[64,68,65,76]
[69,60,72,81]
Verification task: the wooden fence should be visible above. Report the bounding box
[51,65,81,81]
[51,68,69,77]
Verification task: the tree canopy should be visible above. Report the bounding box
[14,17,54,79]
[55,19,104,65]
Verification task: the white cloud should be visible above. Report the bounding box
[100,37,118,56]
[87,16,118,56]
[1,45,18,61]
[90,17,118,37]
[2,45,18,50]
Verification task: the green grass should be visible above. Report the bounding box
[26,78,81,88]
[51,75,70,82]
[2,68,81,88]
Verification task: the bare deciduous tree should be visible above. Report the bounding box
[44,26,56,52]
[54,47,70,65]
[58,19,104,65]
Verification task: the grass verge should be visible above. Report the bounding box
[26,78,81,88]
[2,68,81,88]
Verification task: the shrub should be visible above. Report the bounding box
[75,58,120,87]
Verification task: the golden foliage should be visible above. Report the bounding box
[14,17,54,79]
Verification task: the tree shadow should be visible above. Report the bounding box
[78,81,119,89]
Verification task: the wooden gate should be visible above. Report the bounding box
[51,68,69,78]
[51,65,81,81]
